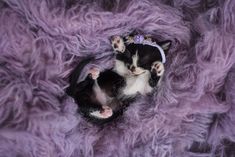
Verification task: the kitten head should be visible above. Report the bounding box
[116,40,171,76]
[126,50,147,76]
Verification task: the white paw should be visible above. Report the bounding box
[101,106,113,118]
[90,106,113,119]
[89,67,100,80]
[111,36,126,53]
[151,61,164,76]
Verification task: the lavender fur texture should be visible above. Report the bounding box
[0,0,235,156]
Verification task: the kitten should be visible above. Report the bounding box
[111,34,171,96]
[66,58,129,124]
[66,34,171,123]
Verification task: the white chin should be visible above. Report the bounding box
[131,71,146,76]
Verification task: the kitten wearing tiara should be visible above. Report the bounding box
[66,33,171,123]
[111,33,171,96]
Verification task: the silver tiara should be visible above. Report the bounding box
[125,35,166,63]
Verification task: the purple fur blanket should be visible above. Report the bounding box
[0,0,235,156]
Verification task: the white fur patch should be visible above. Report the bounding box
[132,51,138,67]
[122,71,153,95]
[114,60,129,76]
[114,59,153,96]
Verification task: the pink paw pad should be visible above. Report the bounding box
[100,106,113,118]
[111,36,126,53]
[89,67,100,80]
[151,61,164,76]
[90,106,113,119]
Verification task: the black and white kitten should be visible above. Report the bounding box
[111,34,171,96]
[66,34,171,123]
[66,58,130,124]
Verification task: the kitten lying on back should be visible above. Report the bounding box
[66,33,171,123]
[111,33,171,95]
[66,58,131,124]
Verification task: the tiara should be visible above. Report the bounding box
[125,34,166,63]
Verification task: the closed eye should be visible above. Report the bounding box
[139,62,150,69]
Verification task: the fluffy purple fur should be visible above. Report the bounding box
[0,0,235,156]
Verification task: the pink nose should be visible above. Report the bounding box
[130,66,135,72]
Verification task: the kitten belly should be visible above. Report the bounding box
[123,72,153,96]
[93,80,108,105]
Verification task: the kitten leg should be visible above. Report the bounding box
[149,71,160,87]
[90,106,113,119]
[89,67,100,80]
[151,61,165,76]
[149,61,165,87]
[111,36,126,53]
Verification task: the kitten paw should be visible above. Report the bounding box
[151,61,164,76]
[111,36,126,53]
[100,106,113,118]
[89,67,100,80]
[90,106,113,119]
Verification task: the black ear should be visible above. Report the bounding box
[158,40,171,52]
